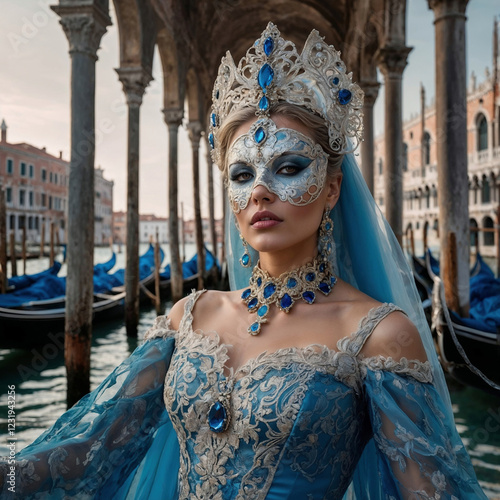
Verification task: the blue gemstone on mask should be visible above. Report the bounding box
[280,293,293,310]
[257,277,262,287]
[215,90,220,99]
[263,37,274,56]
[258,63,274,91]
[259,95,270,111]
[318,282,331,295]
[254,126,266,144]
[338,89,352,105]
[248,297,258,309]
[306,272,316,282]
[302,291,315,304]
[287,278,297,288]
[208,402,228,433]
[241,288,251,300]
[257,305,268,317]
[241,253,250,266]
[264,283,276,298]
[332,77,339,85]
[211,113,217,127]
[208,133,214,149]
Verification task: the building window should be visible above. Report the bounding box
[6,158,13,174]
[481,176,491,204]
[29,191,34,207]
[483,217,494,246]
[19,189,25,206]
[49,196,53,209]
[42,169,47,182]
[28,216,33,230]
[29,164,34,178]
[20,162,27,176]
[6,187,12,203]
[477,114,488,151]
[402,143,408,172]
[9,215,15,231]
[54,173,58,184]
[423,132,431,165]
[49,172,53,183]
[41,193,46,207]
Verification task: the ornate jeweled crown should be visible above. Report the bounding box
[209,22,364,166]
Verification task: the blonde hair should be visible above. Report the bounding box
[215,102,343,183]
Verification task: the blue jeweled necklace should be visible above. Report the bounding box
[241,257,337,335]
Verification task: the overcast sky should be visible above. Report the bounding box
[0,0,498,219]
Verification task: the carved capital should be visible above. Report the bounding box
[359,80,380,107]
[163,108,184,127]
[115,67,152,107]
[187,121,203,148]
[376,45,412,79]
[51,3,111,59]
[427,0,469,21]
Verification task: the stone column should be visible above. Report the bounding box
[376,44,412,245]
[163,107,184,303]
[116,67,152,337]
[428,0,470,315]
[359,81,380,195]
[206,142,217,261]
[187,121,205,290]
[51,2,111,407]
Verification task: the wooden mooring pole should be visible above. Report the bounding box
[0,188,7,293]
[154,230,161,315]
[40,219,45,258]
[9,231,17,277]
[22,226,27,275]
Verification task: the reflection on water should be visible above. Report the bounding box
[0,247,499,497]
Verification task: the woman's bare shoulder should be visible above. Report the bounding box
[167,289,241,331]
[332,279,427,362]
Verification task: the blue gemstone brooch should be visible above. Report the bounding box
[241,257,337,335]
[208,379,233,434]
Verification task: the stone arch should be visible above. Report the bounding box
[482,216,494,246]
[186,67,204,123]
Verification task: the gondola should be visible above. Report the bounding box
[431,275,500,396]
[0,290,126,349]
[159,247,220,298]
[6,261,63,292]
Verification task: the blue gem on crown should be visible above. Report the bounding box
[263,36,274,56]
[208,133,215,149]
[259,95,270,111]
[258,63,274,93]
[338,89,352,105]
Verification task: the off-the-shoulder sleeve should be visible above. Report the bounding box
[0,328,177,499]
[362,365,487,499]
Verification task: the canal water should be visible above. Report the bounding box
[0,245,499,497]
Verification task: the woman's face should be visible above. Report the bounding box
[227,115,341,258]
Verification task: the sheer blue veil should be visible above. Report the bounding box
[226,151,454,499]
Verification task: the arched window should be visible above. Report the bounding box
[477,114,488,151]
[483,216,494,246]
[481,175,491,204]
[402,142,408,172]
[470,218,478,247]
[423,132,431,165]
[425,186,430,209]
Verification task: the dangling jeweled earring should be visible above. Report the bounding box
[318,205,334,263]
[239,233,252,268]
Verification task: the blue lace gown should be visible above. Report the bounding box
[0,290,486,499]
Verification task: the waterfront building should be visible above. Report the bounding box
[374,51,499,257]
[0,120,114,246]
[139,214,168,243]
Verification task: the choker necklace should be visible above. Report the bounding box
[240,257,337,335]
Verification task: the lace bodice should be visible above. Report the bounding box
[158,290,433,500]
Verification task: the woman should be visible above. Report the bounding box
[1,23,486,499]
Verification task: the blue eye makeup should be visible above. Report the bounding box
[273,155,312,175]
[229,163,254,183]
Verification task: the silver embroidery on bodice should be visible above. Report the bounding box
[157,291,433,500]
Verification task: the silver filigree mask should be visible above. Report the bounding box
[227,119,329,213]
